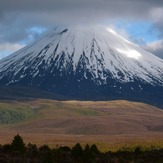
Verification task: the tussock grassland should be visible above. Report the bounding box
[0,99,163,152]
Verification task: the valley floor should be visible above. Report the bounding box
[0,99,163,151]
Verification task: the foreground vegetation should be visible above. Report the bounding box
[0,134,163,163]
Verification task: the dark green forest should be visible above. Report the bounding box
[0,134,163,163]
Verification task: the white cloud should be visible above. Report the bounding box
[150,7,163,22]
[0,43,24,60]
[0,43,23,51]
[143,40,163,59]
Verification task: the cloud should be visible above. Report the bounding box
[0,43,23,60]
[1,0,163,24]
[0,0,163,59]
[0,43,23,51]
[143,40,163,59]
[1,0,163,40]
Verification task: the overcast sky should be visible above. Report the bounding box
[0,0,163,59]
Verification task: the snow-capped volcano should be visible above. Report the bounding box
[0,26,163,103]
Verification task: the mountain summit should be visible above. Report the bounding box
[0,26,163,104]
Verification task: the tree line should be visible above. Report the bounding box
[0,134,163,163]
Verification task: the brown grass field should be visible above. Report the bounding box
[0,99,163,151]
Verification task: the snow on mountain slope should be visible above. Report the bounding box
[0,26,162,86]
[0,26,163,103]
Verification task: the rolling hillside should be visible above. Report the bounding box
[0,99,163,150]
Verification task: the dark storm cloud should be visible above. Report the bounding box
[0,0,163,59]
[1,0,163,22]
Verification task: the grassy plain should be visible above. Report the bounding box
[0,99,163,152]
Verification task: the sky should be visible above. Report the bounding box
[0,0,163,60]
